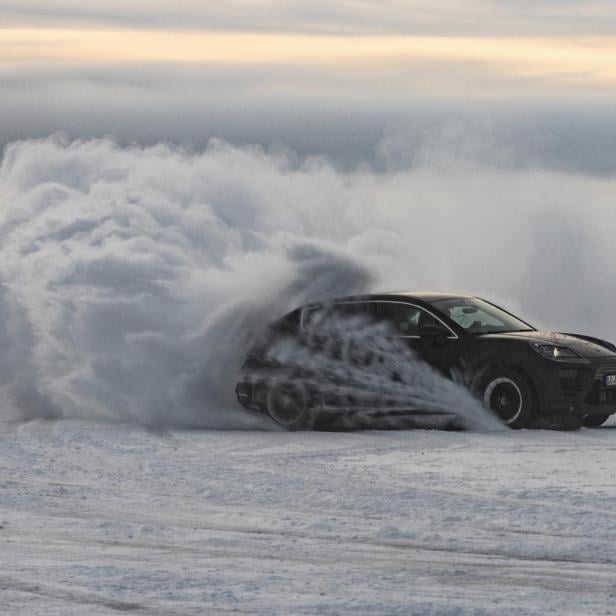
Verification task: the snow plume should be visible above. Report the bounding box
[0,136,381,428]
[264,315,502,431]
[2,134,614,430]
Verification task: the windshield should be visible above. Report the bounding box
[429,297,534,335]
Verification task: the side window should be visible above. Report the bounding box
[301,302,376,330]
[377,302,439,336]
[331,302,376,322]
[271,309,300,336]
[448,305,502,330]
[301,306,323,330]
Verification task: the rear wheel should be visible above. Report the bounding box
[266,381,317,431]
[582,413,611,428]
[481,368,536,429]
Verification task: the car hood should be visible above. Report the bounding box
[478,330,616,358]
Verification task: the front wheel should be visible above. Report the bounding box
[582,413,612,428]
[480,368,536,429]
[265,381,317,431]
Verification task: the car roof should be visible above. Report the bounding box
[388,291,475,301]
[301,292,476,308]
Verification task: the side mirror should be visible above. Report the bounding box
[418,324,449,342]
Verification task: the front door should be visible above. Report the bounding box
[375,301,461,377]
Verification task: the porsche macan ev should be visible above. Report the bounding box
[236,293,616,430]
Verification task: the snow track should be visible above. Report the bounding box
[2,418,616,614]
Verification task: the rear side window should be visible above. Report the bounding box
[301,302,376,330]
[377,302,440,336]
[301,306,322,330]
[332,302,377,320]
[271,310,301,336]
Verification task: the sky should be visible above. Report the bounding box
[1,1,616,168]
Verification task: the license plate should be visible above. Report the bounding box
[604,375,616,387]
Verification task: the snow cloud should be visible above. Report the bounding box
[0,136,614,428]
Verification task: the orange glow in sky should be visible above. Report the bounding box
[2,27,616,95]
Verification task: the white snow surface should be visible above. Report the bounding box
[2,417,616,615]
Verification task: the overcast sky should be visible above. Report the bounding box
[2,1,616,169]
[2,1,616,345]
[2,1,616,35]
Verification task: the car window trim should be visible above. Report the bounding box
[300,300,458,340]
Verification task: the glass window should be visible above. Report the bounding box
[377,302,440,336]
[429,297,533,335]
[332,302,377,320]
[301,307,321,330]
[301,302,376,330]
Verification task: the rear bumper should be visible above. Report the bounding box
[235,379,269,414]
[235,381,256,409]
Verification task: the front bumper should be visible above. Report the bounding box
[541,360,616,417]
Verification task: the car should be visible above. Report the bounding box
[235,292,616,430]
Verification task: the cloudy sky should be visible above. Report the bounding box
[2,2,616,367]
[2,1,616,167]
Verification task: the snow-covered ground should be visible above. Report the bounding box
[2,417,616,615]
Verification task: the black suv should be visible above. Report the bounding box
[236,293,616,430]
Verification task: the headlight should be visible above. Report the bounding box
[529,342,588,363]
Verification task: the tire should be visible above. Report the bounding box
[582,413,612,428]
[265,381,317,431]
[480,368,536,429]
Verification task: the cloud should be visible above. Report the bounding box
[1,1,616,36]
[2,61,616,176]
[2,29,616,108]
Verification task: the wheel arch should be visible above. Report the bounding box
[472,359,541,410]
